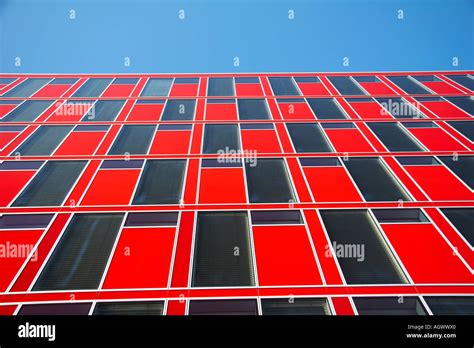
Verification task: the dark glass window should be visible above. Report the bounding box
[440,208,474,247]
[251,210,303,225]
[372,208,428,223]
[306,98,347,119]
[140,78,173,96]
[368,122,424,151]
[353,297,427,315]
[192,212,254,287]
[161,99,196,120]
[237,99,270,120]
[50,78,79,85]
[3,78,51,97]
[18,303,92,315]
[396,156,439,166]
[294,76,320,83]
[33,213,124,290]
[344,157,411,201]
[208,78,235,96]
[203,124,240,154]
[287,123,333,153]
[1,100,54,122]
[327,76,366,95]
[261,298,330,315]
[108,125,155,155]
[113,78,139,84]
[245,159,295,203]
[446,74,474,91]
[376,97,424,119]
[125,212,179,227]
[174,77,199,84]
[447,121,474,141]
[353,76,380,83]
[13,126,73,156]
[12,161,86,207]
[445,96,474,115]
[132,160,186,204]
[188,299,258,315]
[268,77,301,96]
[424,296,474,315]
[320,210,408,284]
[438,156,474,189]
[0,214,54,229]
[93,301,164,315]
[72,78,113,97]
[82,100,125,122]
[386,76,432,94]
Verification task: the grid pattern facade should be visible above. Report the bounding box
[0,72,473,316]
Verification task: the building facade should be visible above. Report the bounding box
[0,72,473,315]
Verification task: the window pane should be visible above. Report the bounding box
[108,125,155,155]
[287,123,333,153]
[72,78,113,97]
[83,100,125,122]
[424,296,474,315]
[18,303,92,315]
[33,213,124,291]
[447,121,474,141]
[132,160,186,204]
[237,99,270,120]
[368,122,424,151]
[13,161,86,206]
[386,76,432,94]
[245,158,295,203]
[440,208,474,247]
[203,124,240,153]
[307,98,347,119]
[3,78,50,97]
[13,126,72,156]
[1,100,54,122]
[327,76,366,95]
[353,297,427,315]
[188,299,257,315]
[261,298,330,315]
[93,301,164,315]
[251,210,302,225]
[438,156,474,189]
[140,78,173,96]
[161,99,196,120]
[445,96,474,115]
[446,74,474,91]
[344,157,411,201]
[208,77,234,96]
[192,212,254,287]
[320,210,408,284]
[269,77,300,96]
[372,208,428,223]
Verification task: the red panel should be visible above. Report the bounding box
[101,84,135,97]
[331,297,355,315]
[325,129,374,152]
[278,101,315,120]
[405,165,474,200]
[358,82,395,95]
[127,103,163,121]
[241,129,281,153]
[81,169,140,205]
[420,81,462,94]
[166,300,186,315]
[171,211,195,287]
[408,128,466,151]
[235,83,264,97]
[286,157,313,203]
[253,225,322,286]
[205,103,237,120]
[169,84,198,97]
[149,130,191,154]
[382,224,473,283]
[54,131,105,155]
[303,167,363,202]
[32,84,71,97]
[297,83,330,95]
[198,168,247,203]
[420,101,471,118]
[0,104,18,118]
[0,305,17,315]
[349,101,392,119]
[0,229,43,291]
[103,227,176,289]
[0,132,19,149]
[0,171,36,207]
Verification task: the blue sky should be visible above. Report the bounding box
[0,0,472,73]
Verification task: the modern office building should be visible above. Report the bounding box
[0,72,473,315]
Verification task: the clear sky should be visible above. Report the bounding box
[0,0,472,73]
